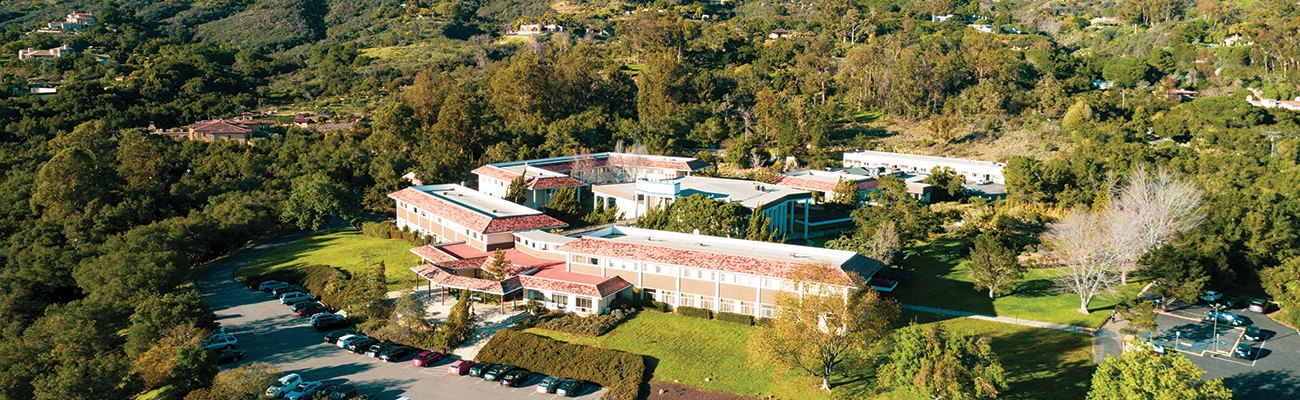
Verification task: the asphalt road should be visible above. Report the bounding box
[194,231,607,400]
[1150,301,1300,399]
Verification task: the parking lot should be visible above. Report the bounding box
[1140,300,1300,399]
[194,234,607,400]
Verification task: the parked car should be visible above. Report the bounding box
[202,333,238,350]
[347,338,379,353]
[272,285,306,297]
[556,379,585,397]
[304,384,336,400]
[499,370,530,387]
[280,292,314,304]
[467,362,495,377]
[1200,291,1223,303]
[324,385,356,400]
[448,360,475,376]
[1243,326,1268,341]
[483,364,514,381]
[1124,340,1166,356]
[313,314,346,331]
[292,301,324,313]
[215,349,244,363]
[336,334,366,349]
[1249,298,1269,313]
[296,304,331,317]
[1222,296,1245,309]
[324,330,350,344]
[1205,311,1247,326]
[364,341,396,357]
[259,280,290,291]
[378,345,416,362]
[282,381,322,400]
[1234,344,1260,360]
[411,351,443,367]
[537,376,563,394]
[265,373,303,398]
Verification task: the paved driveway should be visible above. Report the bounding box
[194,232,607,400]
[1146,300,1300,399]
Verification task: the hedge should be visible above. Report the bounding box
[675,306,713,320]
[476,330,645,400]
[536,309,634,337]
[715,311,754,326]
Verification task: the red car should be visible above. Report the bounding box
[412,351,443,367]
[296,305,332,317]
[448,360,474,375]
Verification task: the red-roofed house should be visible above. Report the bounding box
[389,184,568,252]
[773,170,879,204]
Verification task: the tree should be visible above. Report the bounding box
[1102,57,1153,89]
[485,249,511,280]
[966,231,1025,299]
[32,147,114,221]
[126,290,218,358]
[1138,244,1209,311]
[922,166,966,202]
[1115,299,1158,335]
[880,324,1007,400]
[637,194,751,238]
[1048,211,1122,314]
[750,263,899,391]
[1261,258,1300,328]
[134,324,216,392]
[437,289,473,352]
[202,363,281,400]
[1105,166,1204,285]
[506,175,528,204]
[829,177,859,210]
[281,172,360,231]
[1061,100,1094,129]
[543,186,585,226]
[744,210,778,243]
[852,176,937,244]
[375,288,439,349]
[1087,348,1231,400]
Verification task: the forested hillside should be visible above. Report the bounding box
[0,0,1299,398]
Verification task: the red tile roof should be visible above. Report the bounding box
[411,265,522,295]
[388,188,567,234]
[556,237,878,280]
[411,245,459,263]
[607,154,709,171]
[411,243,566,271]
[774,175,878,192]
[517,274,631,298]
[471,165,520,182]
[857,180,879,191]
[409,265,629,298]
[528,176,587,189]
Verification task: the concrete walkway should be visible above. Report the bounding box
[901,303,1097,334]
[385,289,528,360]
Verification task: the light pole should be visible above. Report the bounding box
[1210,303,1224,353]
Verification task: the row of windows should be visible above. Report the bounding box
[581,254,784,289]
[529,290,594,312]
[645,289,772,317]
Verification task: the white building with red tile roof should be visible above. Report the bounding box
[772,170,879,203]
[389,184,568,252]
[473,152,711,210]
[591,176,813,237]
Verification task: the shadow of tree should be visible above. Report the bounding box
[988,329,1094,400]
[1011,279,1056,298]
[1222,369,1300,400]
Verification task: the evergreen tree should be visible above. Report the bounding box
[485,249,511,280]
[745,211,778,243]
[506,175,528,204]
[966,231,1025,299]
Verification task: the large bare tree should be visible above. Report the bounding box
[1048,211,1123,314]
[613,140,651,182]
[750,263,899,391]
[1105,166,1204,284]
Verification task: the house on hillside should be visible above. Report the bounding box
[1246,95,1300,111]
[1166,89,1197,102]
[42,13,96,32]
[152,117,275,144]
[768,28,791,39]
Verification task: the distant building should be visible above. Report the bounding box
[390,183,569,252]
[843,150,1006,185]
[1166,89,1197,102]
[473,152,710,210]
[772,169,878,203]
[18,45,75,60]
[44,12,96,31]
[1091,79,1115,89]
[932,14,955,22]
[512,24,564,35]
[153,117,276,144]
[591,176,813,237]
[1089,17,1122,26]
[967,24,995,33]
[1246,95,1300,111]
[768,28,791,39]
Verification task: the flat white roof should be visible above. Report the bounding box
[593,176,811,209]
[514,230,576,245]
[413,184,543,219]
[844,150,1004,169]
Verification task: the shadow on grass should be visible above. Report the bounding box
[1011,279,1056,298]
[988,328,1094,400]
[1222,369,1300,400]
[895,237,997,318]
[637,355,660,400]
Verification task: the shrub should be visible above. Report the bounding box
[755,317,773,328]
[299,264,352,307]
[361,221,396,239]
[610,297,634,311]
[649,301,670,312]
[537,310,634,337]
[715,311,754,326]
[476,330,646,400]
[675,306,712,320]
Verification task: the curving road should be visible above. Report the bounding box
[193,230,606,400]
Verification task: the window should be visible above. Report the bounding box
[571,255,596,265]
[740,301,754,315]
[699,296,714,310]
[661,291,676,304]
[679,294,695,308]
[575,297,593,312]
[761,305,774,318]
[551,293,568,309]
[719,299,734,313]
[530,291,546,301]
[642,288,657,301]
[764,279,780,289]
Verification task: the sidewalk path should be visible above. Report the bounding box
[386,289,527,360]
[901,303,1096,334]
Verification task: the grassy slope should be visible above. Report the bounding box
[529,310,1095,400]
[236,230,422,291]
[895,237,1146,328]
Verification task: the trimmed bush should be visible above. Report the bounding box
[537,309,634,337]
[361,221,396,239]
[715,311,754,326]
[675,306,712,320]
[476,330,646,400]
[650,301,670,312]
[755,317,773,327]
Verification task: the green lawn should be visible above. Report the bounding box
[236,230,423,292]
[528,310,1095,400]
[894,237,1146,328]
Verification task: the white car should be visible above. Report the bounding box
[259,280,290,291]
[280,292,313,304]
[265,373,303,398]
[336,334,361,349]
[283,381,323,400]
[202,333,237,350]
